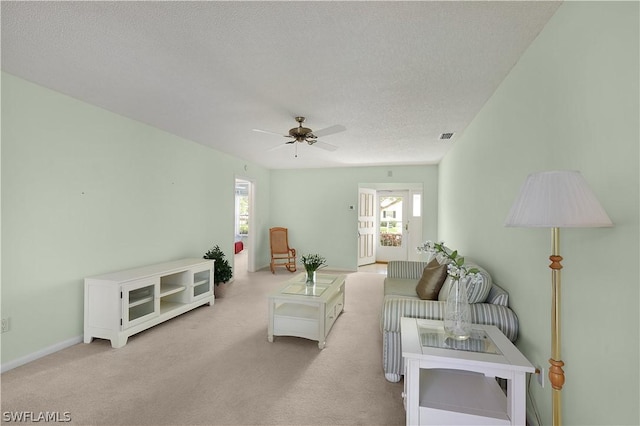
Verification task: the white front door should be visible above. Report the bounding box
[357,188,376,266]
[376,191,409,262]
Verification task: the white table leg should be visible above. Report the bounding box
[405,359,420,425]
[508,372,527,425]
[267,299,274,343]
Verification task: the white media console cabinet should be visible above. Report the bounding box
[84,258,215,348]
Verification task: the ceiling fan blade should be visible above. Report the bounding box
[310,140,339,152]
[252,128,286,137]
[311,124,346,138]
[266,143,290,152]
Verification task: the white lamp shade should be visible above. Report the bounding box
[505,170,613,228]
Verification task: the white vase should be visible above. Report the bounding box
[444,277,471,340]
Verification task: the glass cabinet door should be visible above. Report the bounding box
[192,268,213,301]
[122,278,159,329]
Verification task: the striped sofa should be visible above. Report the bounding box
[381,260,519,382]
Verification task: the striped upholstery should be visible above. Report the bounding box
[381,296,518,339]
[437,262,492,303]
[462,263,492,303]
[381,261,519,383]
[386,259,432,280]
[486,283,509,306]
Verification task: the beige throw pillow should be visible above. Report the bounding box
[416,259,449,300]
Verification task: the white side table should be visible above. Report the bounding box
[401,318,534,425]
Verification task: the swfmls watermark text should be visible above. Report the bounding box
[2,411,71,423]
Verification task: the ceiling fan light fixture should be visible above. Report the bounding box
[288,116,315,142]
[255,116,344,153]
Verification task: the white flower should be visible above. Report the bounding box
[436,252,449,264]
[418,240,479,281]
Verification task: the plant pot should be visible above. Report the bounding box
[214,282,228,298]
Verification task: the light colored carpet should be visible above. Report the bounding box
[0,263,404,425]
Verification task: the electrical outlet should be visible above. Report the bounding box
[1,317,10,333]
[535,365,545,387]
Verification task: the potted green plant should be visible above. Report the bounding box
[203,245,233,297]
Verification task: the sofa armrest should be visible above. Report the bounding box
[486,282,509,306]
[381,296,445,331]
[381,295,519,342]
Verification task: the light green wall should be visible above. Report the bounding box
[1,72,271,365]
[439,2,639,425]
[269,166,438,271]
[0,71,438,365]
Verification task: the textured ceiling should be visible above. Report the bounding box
[1,1,561,170]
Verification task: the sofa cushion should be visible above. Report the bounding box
[415,259,448,300]
[438,263,492,303]
[384,278,422,297]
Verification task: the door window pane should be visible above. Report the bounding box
[413,194,421,217]
[379,196,403,247]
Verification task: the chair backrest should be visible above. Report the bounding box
[270,227,291,255]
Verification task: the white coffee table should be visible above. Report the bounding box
[267,273,346,349]
[401,318,534,425]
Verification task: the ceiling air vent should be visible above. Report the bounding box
[440,132,455,140]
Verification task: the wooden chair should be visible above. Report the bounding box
[269,227,297,274]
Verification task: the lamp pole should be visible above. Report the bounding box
[549,227,565,426]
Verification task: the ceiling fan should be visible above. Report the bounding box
[253,116,346,153]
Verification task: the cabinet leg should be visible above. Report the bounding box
[318,341,325,350]
[83,336,93,344]
[267,335,273,343]
[111,336,128,348]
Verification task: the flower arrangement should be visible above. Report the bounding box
[417,241,479,281]
[300,253,327,273]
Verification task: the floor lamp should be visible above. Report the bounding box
[504,170,612,426]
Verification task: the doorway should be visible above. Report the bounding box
[235,178,255,273]
[357,183,423,265]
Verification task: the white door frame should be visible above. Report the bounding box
[357,182,424,264]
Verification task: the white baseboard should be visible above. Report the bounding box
[1,335,83,373]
